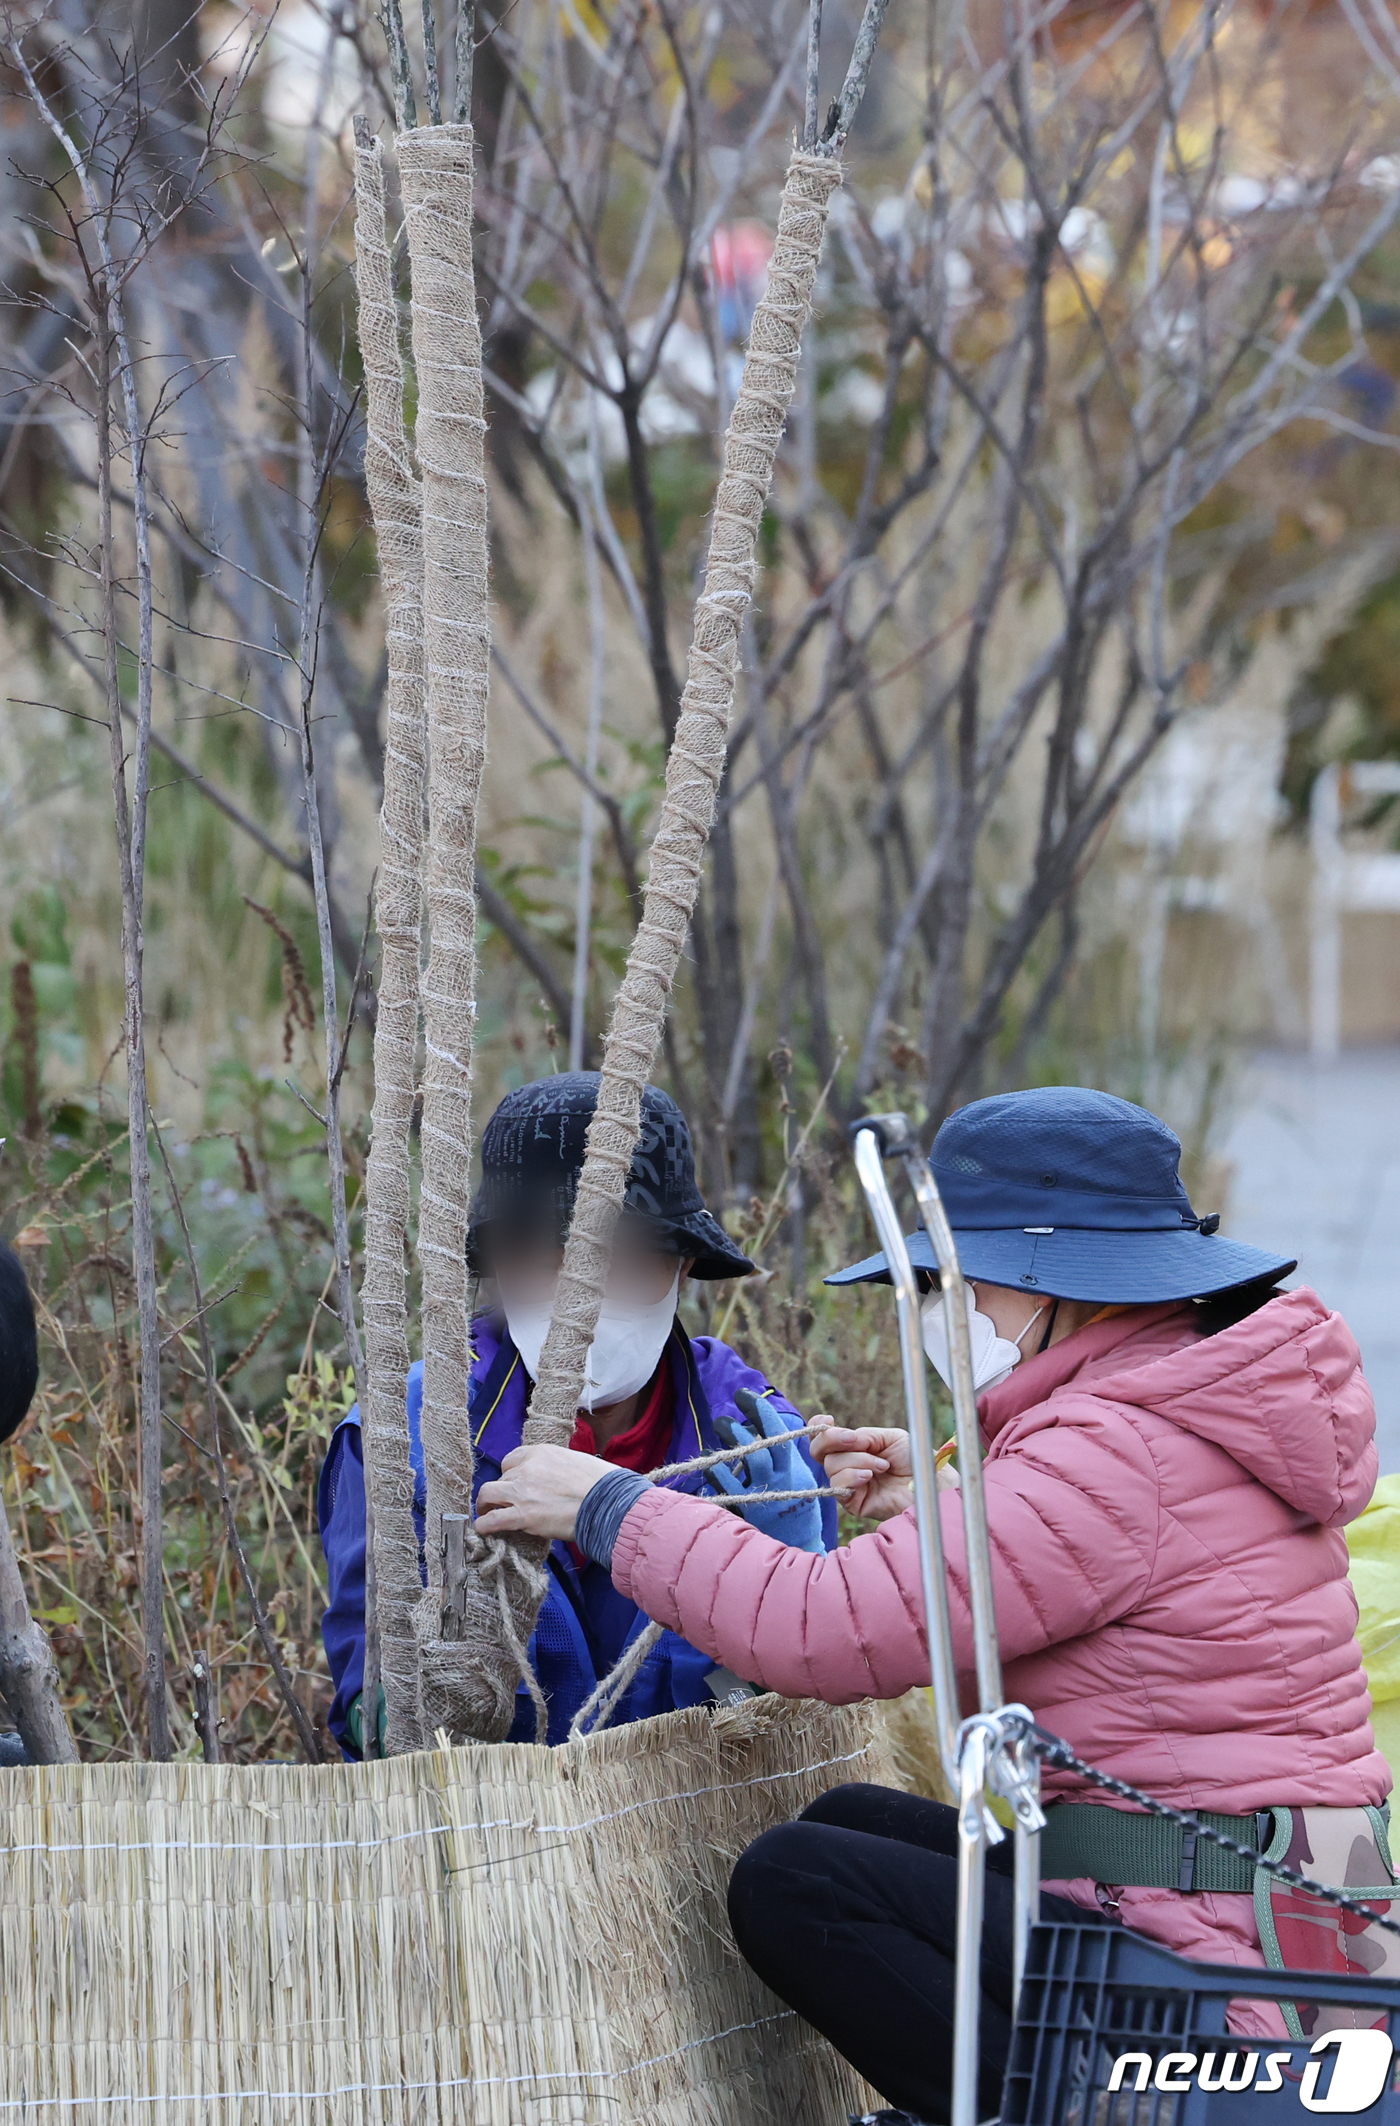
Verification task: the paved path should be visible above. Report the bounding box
[1223,1050,1400,1474]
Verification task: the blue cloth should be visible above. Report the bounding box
[705,1388,825,1550]
[826,1086,1296,1304]
[317,1318,835,1755]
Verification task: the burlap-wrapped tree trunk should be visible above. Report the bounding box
[352,127,844,1739]
[398,125,521,1742]
[489,149,844,1666]
[528,150,842,1431]
[354,132,429,1756]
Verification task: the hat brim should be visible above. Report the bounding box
[824,1226,1296,1303]
[660,1206,756,1280]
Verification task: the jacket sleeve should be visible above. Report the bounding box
[610,1402,1161,1701]
[317,1416,366,1754]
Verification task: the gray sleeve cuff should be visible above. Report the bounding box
[575,1468,654,1568]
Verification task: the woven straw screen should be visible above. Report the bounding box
[0,1694,886,2122]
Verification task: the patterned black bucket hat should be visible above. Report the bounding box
[467,1072,754,1280]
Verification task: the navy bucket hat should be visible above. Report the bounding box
[826,1086,1295,1303]
[467,1072,754,1280]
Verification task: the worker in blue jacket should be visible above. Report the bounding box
[318,1072,834,1755]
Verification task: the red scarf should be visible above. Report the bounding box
[569,1360,676,1473]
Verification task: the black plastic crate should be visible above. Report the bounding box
[1002,1923,1400,2126]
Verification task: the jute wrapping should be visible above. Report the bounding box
[398,124,532,1744]
[527,149,843,1450]
[0,1695,887,2123]
[354,133,428,1757]
[476,150,845,1693]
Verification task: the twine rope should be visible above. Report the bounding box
[566,1418,845,1741]
[483,1534,551,1740]
[0,2010,804,2111]
[353,132,428,1756]
[568,1618,667,1741]
[0,1743,875,1859]
[653,1417,843,1500]
[711,1487,837,1500]
[649,1415,827,1482]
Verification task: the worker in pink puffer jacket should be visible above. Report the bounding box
[477,1087,1395,2126]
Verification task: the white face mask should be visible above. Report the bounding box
[921,1285,1046,1395]
[505,1272,680,1413]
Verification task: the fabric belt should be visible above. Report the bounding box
[1040,1804,1268,1893]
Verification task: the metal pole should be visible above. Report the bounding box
[851,1124,961,1786]
[953,1720,993,2126]
[1008,1729,1042,2012]
[898,1125,1043,2027]
[849,1116,1047,2126]
[899,1151,1003,1714]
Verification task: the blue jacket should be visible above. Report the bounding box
[317,1316,834,1752]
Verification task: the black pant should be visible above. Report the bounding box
[727,1783,1109,2123]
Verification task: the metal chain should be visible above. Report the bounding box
[1020,1719,1400,1944]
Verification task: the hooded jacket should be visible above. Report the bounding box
[604,1290,1391,1978]
[317,1317,835,1751]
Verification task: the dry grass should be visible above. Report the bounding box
[1,1130,344,1762]
[874,1687,955,1806]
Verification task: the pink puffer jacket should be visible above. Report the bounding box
[611,1290,1391,1986]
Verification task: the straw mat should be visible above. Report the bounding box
[0,1693,887,2122]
